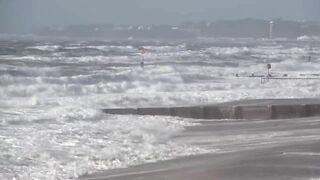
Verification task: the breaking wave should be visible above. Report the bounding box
[0,38,320,179]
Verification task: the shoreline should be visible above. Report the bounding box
[81,140,320,180]
[81,99,320,180]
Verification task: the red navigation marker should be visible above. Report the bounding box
[139,47,147,54]
[138,47,147,68]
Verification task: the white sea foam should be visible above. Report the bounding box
[86,45,136,53]
[1,39,320,179]
[0,106,205,179]
[143,44,186,53]
[205,46,250,55]
[27,45,61,51]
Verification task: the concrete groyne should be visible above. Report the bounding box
[102,99,320,120]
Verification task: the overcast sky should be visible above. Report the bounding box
[1,0,319,33]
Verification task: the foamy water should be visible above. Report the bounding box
[0,38,319,179]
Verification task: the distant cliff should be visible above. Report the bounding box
[37,19,320,39]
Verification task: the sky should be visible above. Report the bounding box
[0,0,319,33]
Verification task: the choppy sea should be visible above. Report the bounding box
[0,37,319,179]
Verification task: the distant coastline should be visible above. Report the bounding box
[36,19,320,39]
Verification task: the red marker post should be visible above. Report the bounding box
[139,47,147,54]
[138,47,147,68]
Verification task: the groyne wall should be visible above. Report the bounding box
[103,99,320,120]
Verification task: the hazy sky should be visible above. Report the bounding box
[1,0,319,33]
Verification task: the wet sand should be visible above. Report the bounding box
[81,99,320,180]
[81,142,320,180]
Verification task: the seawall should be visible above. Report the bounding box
[102,99,320,120]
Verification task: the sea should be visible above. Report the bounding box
[0,37,319,179]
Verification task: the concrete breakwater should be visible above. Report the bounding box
[103,99,320,120]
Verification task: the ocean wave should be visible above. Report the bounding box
[0,106,205,180]
[1,39,320,179]
[26,45,61,52]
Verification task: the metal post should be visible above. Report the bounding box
[269,21,274,39]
